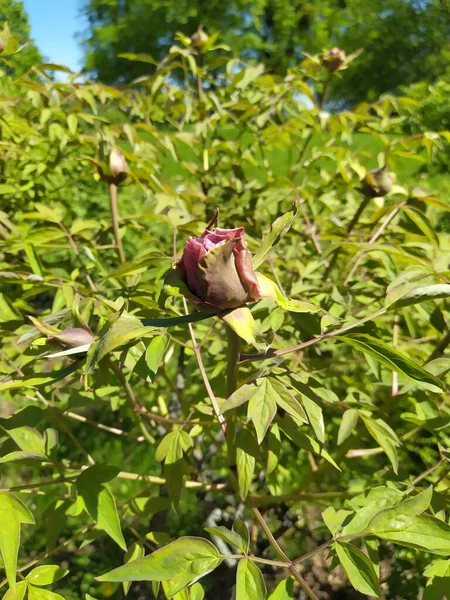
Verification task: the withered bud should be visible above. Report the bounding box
[362,166,394,198]
[48,327,94,349]
[109,149,128,184]
[191,25,209,49]
[322,48,346,72]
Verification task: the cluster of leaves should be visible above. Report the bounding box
[1,29,450,600]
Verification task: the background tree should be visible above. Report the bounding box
[0,0,42,74]
[79,0,449,104]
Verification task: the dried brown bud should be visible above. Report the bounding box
[109,149,128,184]
[191,25,209,49]
[322,48,346,72]
[362,166,394,198]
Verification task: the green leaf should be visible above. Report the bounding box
[247,379,277,444]
[279,417,340,471]
[123,542,145,596]
[1,580,27,600]
[269,379,307,423]
[337,409,359,445]
[403,206,439,246]
[334,542,381,597]
[27,587,66,600]
[236,559,266,600]
[0,293,21,323]
[86,316,154,371]
[26,566,69,586]
[367,486,433,532]
[223,383,258,412]
[253,208,297,269]
[301,396,325,443]
[0,494,35,594]
[221,308,260,346]
[86,313,212,372]
[322,507,353,536]
[205,521,248,554]
[257,274,320,314]
[386,283,450,310]
[236,428,258,500]
[266,424,281,475]
[267,577,294,599]
[361,416,401,473]
[232,521,250,554]
[342,488,404,536]
[424,558,450,578]
[155,430,192,463]
[76,465,126,550]
[145,335,169,381]
[0,451,46,464]
[369,514,450,555]
[0,364,79,392]
[0,184,17,195]
[338,334,444,392]
[97,537,222,595]
[4,426,46,455]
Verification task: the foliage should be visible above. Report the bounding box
[0,30,450,600]
[0,0,41,75]
[402,76,450,134]
[79,0,450,104]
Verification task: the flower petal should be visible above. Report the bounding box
[199,240,248,309]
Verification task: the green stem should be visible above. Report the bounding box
[108,181,126,263]
[323,194,371,278]
[226,326,241,397]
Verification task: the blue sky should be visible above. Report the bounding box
[23,0,86,72]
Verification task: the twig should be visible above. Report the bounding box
[343,201,405,286]
[109,360,155,445]
[240,307,387,363]
[65,411,145,441]
[108,182,126,263]
[251,507,320,600]
[50,407,95,465]
[59,222,97,292]
[392,315,400,396]
[0,477,75,493]
[183,298,227,435]
[324,195,371,279]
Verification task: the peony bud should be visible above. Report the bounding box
[361,165,394,198]
[322,48,346,72]
[177,226,261,311]
[191,25,209,49]
[48,327,94,349]
[109,149,128,184]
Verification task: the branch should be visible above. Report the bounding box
[183,298,227,435]
[240,307,387,363]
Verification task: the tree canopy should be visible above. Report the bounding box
[80,0,450,104]
[0,0,42,74]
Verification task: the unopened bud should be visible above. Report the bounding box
[0,36,5,54]
[362,166,394,198]
[322,48,346,72]
[191,25,209,49]
[109,149,128,184]
[48,327,94,349]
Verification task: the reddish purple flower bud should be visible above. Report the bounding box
[48,327,94,349]
[177,226,261,311]
[322,48,346,72]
